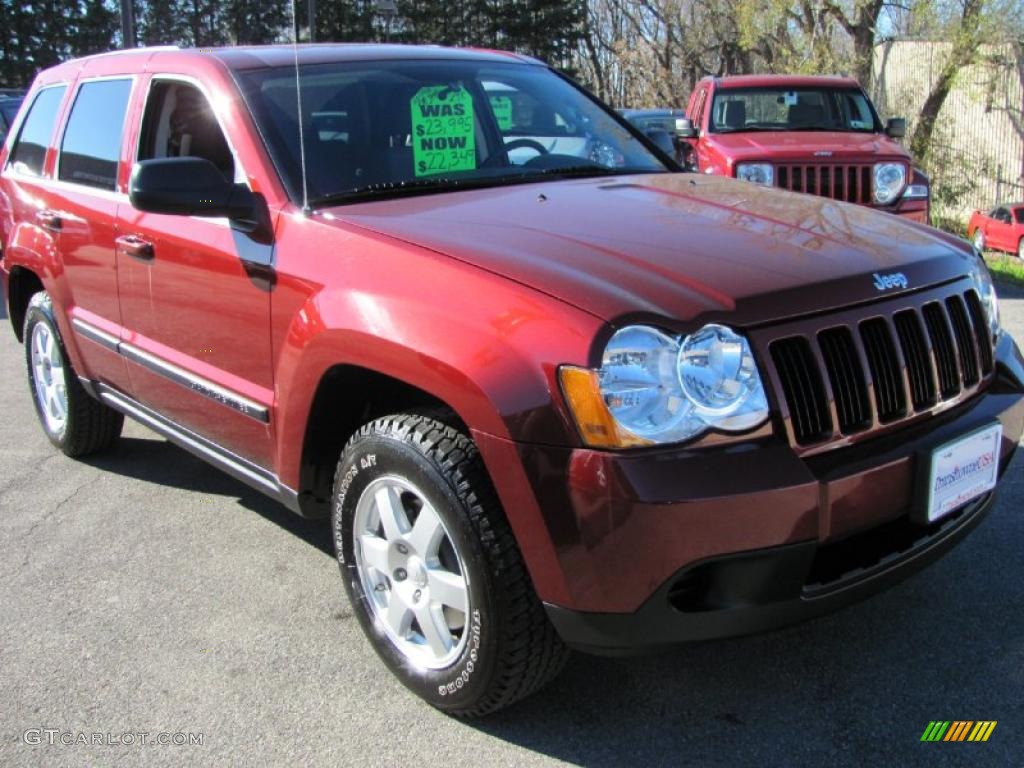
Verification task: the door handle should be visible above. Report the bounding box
[35,210,62,231]
[115,234,155,261]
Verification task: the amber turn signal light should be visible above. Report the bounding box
[558,366,653,449]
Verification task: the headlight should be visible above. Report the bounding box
[873,162,906,204]
[736,163,774,186]
[559,324,770,448]
[971,247,1001,342]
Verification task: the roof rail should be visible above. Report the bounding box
[84,45,180,61]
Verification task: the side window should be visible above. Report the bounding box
[138,81,235,182]
[483,82,579,140]
[8,86,67,177]
[1015,208,1024,225]
[482,80,586,167]
[58,79,133,191]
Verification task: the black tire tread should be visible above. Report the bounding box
[343,411,569,717]
[25,292,123,457]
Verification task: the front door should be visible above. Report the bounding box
[116,76,276,468]
[989,208,1013,251]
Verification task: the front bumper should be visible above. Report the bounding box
[478,333,1024,653]
[888,196,929,224]
[545,490,994,654]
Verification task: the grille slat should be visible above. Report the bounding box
[860,318,906,423]
[893,310,937,411]
[922,302,960,399]
[771,338,831,445]
[946,295,980,387]
[818,328,871,434]
[963,290,994,376]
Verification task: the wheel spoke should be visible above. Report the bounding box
[385,594,413,637]
[374,485,407,541]
[428,569,468,614]
[407,501,445,558]
[359,534,390,573]
[414,602,453,657]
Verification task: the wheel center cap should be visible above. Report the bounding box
[408,556,428,588]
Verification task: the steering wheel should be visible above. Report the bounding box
[503,138,549,157]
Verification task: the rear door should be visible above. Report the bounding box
[48,76,136,391]
[116,75,275,468]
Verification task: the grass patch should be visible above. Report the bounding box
[985,252,1024,287]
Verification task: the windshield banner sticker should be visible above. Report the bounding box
[411,85,476,177]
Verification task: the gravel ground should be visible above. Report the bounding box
[0,281,1022,768]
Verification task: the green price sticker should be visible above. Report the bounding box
[411,85,476,177]
[489,95,513,130]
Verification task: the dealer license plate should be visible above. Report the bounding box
[925,423,1002,523]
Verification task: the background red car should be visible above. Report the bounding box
[969,203,1024,259]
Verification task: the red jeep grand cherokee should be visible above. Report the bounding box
[681,74,930,222]
[1,45,1022,717]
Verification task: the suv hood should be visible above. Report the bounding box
[707,130,910,165]
[331,173,974,327]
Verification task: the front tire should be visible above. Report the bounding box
[24,292,123,456]
[332,412,568,717]
[1018,237,1023,260]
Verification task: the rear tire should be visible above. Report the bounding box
[24,292,123,457]
[332,412,568,717]
[1018,237,1023,260]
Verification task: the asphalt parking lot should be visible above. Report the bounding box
[1,281,1022,768]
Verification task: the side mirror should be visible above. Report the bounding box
[129,157,258,226]
[675,117,698,138]
[885,117,906,139]
[644,128,676,157]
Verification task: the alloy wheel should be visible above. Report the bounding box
[30,321,68,434]
[352,475,470,669]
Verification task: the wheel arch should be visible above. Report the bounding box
[292,361,463,517]
[6,264,45,342]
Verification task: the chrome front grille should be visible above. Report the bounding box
[764,284,994,450]
[776,164,873,204]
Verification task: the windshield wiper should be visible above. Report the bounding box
[786,125,849,132]
[713,126,781,133]
[531,165,649,179]
[309,175,512,207]
[308,166,657,207]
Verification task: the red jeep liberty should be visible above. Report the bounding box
[681,74,930,222]
[1,45,1021,716]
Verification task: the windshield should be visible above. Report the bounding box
[236,60,668,206]
[709,87,880,134]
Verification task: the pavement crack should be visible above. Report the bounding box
[17,472,102,570]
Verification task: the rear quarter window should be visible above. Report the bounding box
[58,79,133,191]
[7,86,67,176]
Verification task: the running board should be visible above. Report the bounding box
[93,382,303,516]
